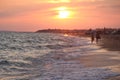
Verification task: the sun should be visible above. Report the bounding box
[57,7,70,19]
[59,11,69,18]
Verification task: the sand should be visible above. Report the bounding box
[34,38,120,80]
[67,49,120,80]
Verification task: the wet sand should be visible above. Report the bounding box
[68,50,120,80]
[33,43,120,80]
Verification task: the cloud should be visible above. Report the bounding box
[0,0,120,32]
[95,0,120,15]
[0,0,120,20]
[0,2,58,18]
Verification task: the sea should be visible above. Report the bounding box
[0,32,119,80]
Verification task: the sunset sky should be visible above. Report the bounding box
[0,0,120,32]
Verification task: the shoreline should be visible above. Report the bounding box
[0,32,119,80]
[61,36,120,80]
[71,38,120,80]
[34,37,120,80]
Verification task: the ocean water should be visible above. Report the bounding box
[0,32,118,80]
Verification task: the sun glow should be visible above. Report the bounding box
[59,11,70,18]
[57,7,71,19]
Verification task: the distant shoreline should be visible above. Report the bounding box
[0,30,120,51]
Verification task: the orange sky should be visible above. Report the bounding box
[0,0,120,32]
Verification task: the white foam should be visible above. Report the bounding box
[0,32,119,80]
[34,60,118,80]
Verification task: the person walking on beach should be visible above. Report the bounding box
[90,30,95,43]
[91,31,95,43]
[95,31,101,43]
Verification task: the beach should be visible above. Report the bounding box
[0,32,120,80]
[1,0,120,79]
[71,47,120,80]
[34,38,120,80]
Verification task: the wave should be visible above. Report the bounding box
[0,32,119,80]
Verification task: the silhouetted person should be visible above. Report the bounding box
[90,30,95,43]
[95,31,101,43]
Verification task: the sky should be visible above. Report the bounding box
[0,0,120,32]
